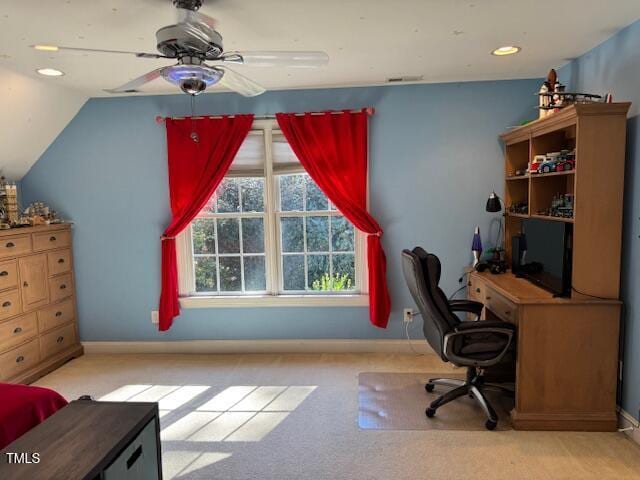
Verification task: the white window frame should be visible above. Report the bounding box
[177,119,368,308]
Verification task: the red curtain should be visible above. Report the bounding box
[276,110,391,328]
[159,115,254,331]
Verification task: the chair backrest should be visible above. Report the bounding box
[401,247,460,360]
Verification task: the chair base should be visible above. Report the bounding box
[425,367,512,431]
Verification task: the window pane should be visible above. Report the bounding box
[192,219,216,254]
[218,218,240,254]
[333,254,355,291]
[306,177,328,211]
[283,255,305,291]
[217,179,240,213]
[195,257,217,292]
[308,254,329,290]
[306,216,329,252]
[281,217,304,252]
[244,256,266,291]
[242,218,265,254]
[219,256,242,291]
[279,175,304,211]
[240,178,264,212]
[332,216,355,252]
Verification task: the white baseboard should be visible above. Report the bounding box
[82,339,434,355]
[618,408,640,446]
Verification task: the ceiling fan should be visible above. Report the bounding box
[32,0,329,97]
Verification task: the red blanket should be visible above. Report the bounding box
[0,383,67,449]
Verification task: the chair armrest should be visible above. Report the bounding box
[449,299,484,316]
[455,320,516,331]
[443,322,516,368]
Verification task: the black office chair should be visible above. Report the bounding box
[401,247,516,430]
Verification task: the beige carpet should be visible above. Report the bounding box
[358,372,513,431]
[33,353,640,480]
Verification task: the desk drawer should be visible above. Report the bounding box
[38,299,75,333]
[485,288,518,324]
[0,260,18,291]
[468,274,486,302]
[49,274,73,303]
[40,323,76,359]
[0,339,40,381]
[0,289,21,321]
[33,230,71,252]
[0,235,32,259]
[0,313,38,353]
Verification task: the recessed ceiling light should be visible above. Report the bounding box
[32,44,59,52]
[492,46,521,56]
[36,68,64,77]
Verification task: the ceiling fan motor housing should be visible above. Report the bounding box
[156,24,224,59]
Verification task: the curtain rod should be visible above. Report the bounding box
[155,107,374,124]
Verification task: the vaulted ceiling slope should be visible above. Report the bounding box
[0,66,87,180]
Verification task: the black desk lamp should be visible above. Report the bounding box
[486,192,502,213]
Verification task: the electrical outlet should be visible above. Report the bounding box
[151,310,159,324]
[403,308,414,323]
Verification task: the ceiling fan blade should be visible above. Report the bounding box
[221,51,329,68]
[104,67,166,94]
[216,66,266,97]
[32,45,169,59]
[176,7,218,29]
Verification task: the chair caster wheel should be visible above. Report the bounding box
[425,383,435,393]
[485,419,497,431]
[425,407,436,418]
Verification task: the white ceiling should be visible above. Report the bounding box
[1,0,640,96]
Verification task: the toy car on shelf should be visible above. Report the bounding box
[538,159,558,173]
[508,202,528,215]
[556,158,575,171]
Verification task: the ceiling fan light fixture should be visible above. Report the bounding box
[161,64,223,95]
[36,67,64,77]
[491,45,521,56]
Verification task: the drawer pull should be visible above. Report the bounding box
[127,445,143,470]
[56,336,64,344]
[5,242,15,248]
[476,288,481,293]
[50,236,57,242]
[16,355,24,363]
[60,284,67,290]
[504,311,511,315]
[486,296,492,300]
[13,327,22,334]
[55,311,63,317]
[58,258,65,264]
[2,301,11,308]
[23,281,29,287]
[0,271,8,277]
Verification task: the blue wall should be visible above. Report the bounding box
[21,80,538,342]
[559,19,640,420]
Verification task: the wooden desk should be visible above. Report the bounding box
[469,271,621,431]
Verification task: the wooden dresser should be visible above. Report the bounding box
[0,224,82,383]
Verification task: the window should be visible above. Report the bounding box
[177,120,367,307]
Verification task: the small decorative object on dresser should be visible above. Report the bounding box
[0,224,82,383]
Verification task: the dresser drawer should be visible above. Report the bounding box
[0,260,18,291]
[0,313,38,353]
[38,299,75,333]
[48,249,72,276]
[485,288,518,324]
[40,323,76,359]
[33,230,71,252]
[0,289,21,321]
[49,273,73,303]
[0,235,32,259]
[0,339,40,381]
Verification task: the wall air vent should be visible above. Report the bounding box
[386,75,424,83]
